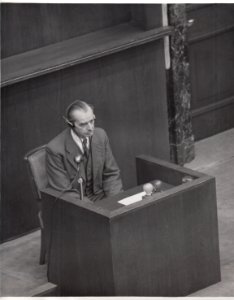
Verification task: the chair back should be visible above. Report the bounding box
[24,145,48,200]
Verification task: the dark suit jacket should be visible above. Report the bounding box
[46,127,123,200]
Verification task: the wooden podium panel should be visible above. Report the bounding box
[41,155,221,296]
[43,195,115,296]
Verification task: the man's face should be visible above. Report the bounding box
[72,107,95,138]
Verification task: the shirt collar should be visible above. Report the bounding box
[70,129,89,153]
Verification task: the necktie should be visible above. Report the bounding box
[82,138,89,158]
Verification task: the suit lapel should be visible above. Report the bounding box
[91,131,103,181]
[65,129,83,171]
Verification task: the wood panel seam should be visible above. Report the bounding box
[191,95,234,117]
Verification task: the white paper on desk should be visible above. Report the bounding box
[118,191,146,206]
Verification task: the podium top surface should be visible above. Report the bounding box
[41,155,214,220]
[41,177,212,221]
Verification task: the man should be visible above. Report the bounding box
[46,100,123,202]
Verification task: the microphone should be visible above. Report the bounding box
[153,180,162,192]
[74,155,83,181]
[143,183,154,196]
[75,155,85,201]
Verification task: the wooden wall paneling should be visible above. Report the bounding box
[1,39,170,241]
[52,40,170,188]
[186,4,212,12]
[187,4,234,140]
[1,24,173,87]
[1,74,64,241]
[189,29,234,140]
[130,4,162,29]
[189,30,234,110]
[191,101,234,140]
[187,4,234,43]
[86,42,170,187]
[1,4,132,58]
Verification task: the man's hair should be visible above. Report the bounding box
[66,100,94,122]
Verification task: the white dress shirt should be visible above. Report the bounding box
[70,129,89,154]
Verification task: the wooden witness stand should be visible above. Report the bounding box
[41,155,221,296]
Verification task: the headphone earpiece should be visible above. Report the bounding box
[63,116,74,128]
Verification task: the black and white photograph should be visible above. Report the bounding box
[1,0,234,297]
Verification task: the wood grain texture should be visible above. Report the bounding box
[187,4,234,141]
[187,4,234,43]
[130,4,162,29]
[191,95,234,117]
[42,157,220,296]
[136,155,203,186]
[110,178,220,296]
[192,101,234,140]
[1,3,171,242]
[43,193,115,296]
[1,24,172,87]
[1,39,170,241]
[189,30,234,110]
[1,4,132,58]
[186,4,212,12]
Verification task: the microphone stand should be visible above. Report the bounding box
[75,155,84,201]
[78,177,84,201]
